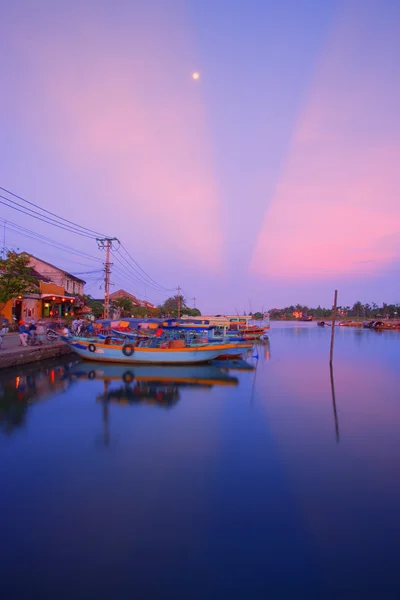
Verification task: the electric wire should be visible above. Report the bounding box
[0,196,98,239]
[0,185,108,237]
[0,218,104,263]
[119,244,176,292]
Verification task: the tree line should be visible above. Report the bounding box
[268,302,400,320]
[110,294,201,319]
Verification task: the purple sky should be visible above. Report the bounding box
[1,0,399,313]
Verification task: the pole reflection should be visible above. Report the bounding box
[330,364,340,443]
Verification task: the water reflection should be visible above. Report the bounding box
[70,362,239,407]
[330,364,340,443]
[0,358,79,435]
[1,325,400,598]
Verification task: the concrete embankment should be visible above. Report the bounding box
[0,339,73,370]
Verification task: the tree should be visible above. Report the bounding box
[83,295,104,319]
[0,251,37,314]
[158,294,185,317]
[112,297,135,317]
[253,312,263,320]
[158,295,201,318]
[351,301,363,318]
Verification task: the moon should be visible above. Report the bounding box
[192,72,200,80]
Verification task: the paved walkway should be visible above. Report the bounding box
[0,333,72,369]
[0,332,55,351]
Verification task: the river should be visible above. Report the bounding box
[1,322,400,599]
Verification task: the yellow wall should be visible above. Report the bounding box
[1,282,66,323]
[1,300,13,322]
[1,297,42,321]
[40,281,65,295]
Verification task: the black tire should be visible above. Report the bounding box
[88,371,96,379]
[47,330,57,341]
[122,344,135,357]
[88,344,96,353]
[122,371,134,384]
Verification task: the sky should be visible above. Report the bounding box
[1,0,399,313]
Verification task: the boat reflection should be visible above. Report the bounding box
[69,362,240,410]
[211,358,255,371]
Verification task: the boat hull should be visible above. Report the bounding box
[66,339,242,364]
[215,344,252,359]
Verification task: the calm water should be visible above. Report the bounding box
[1,323,400,599]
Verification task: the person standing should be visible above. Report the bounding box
[0,324,6,349]
[28,320,37,345]
[18,321,28,347]
[36,321,46,345]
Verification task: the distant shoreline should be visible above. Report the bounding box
[270,316,399,323]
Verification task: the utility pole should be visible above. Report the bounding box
[96,237,119,319]
[2,220,6,257]
[193,296,196,309]
[177,286,181,318]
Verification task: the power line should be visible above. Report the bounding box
[111,249,166,292]
[0,217,104,263]
[0,185,108,237]
[119,244,175,292]
[113,247,175,293]
[0,196,97,239]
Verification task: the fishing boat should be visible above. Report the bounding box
[110,323,253,359]
[179,314,270,337]
[65,335,248,365]
[372,321,400,331]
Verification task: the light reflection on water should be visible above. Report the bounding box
[1,326,400,599]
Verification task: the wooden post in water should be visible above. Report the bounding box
[329,289,338,365]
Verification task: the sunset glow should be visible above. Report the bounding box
[1,0,399,310]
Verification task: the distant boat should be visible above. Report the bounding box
[298,316,313,322]
[317,321,331,327]
[372,321,400,331]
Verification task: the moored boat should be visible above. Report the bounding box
[65,336,249,365]
[372,321,400,331]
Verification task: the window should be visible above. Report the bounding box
[73,281,76,294]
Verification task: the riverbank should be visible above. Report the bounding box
[271,316,400,324]
[0,335,72,369]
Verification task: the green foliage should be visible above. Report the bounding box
[158,295,201,318]
[0,251,38,312]
[253,312,264,320]
[111,296,160,318]
[269,301,400,319]
[112,297,134,317]
[83,295,104,319]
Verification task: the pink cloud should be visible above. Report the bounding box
[7,9,224,272]
[251,3,400,279]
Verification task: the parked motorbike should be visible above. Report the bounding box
[46,328,59,341]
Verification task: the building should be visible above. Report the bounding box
[27,254,85,296]
[1,254,86,322]
[109,289,156,309]
[109,289,139,304]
